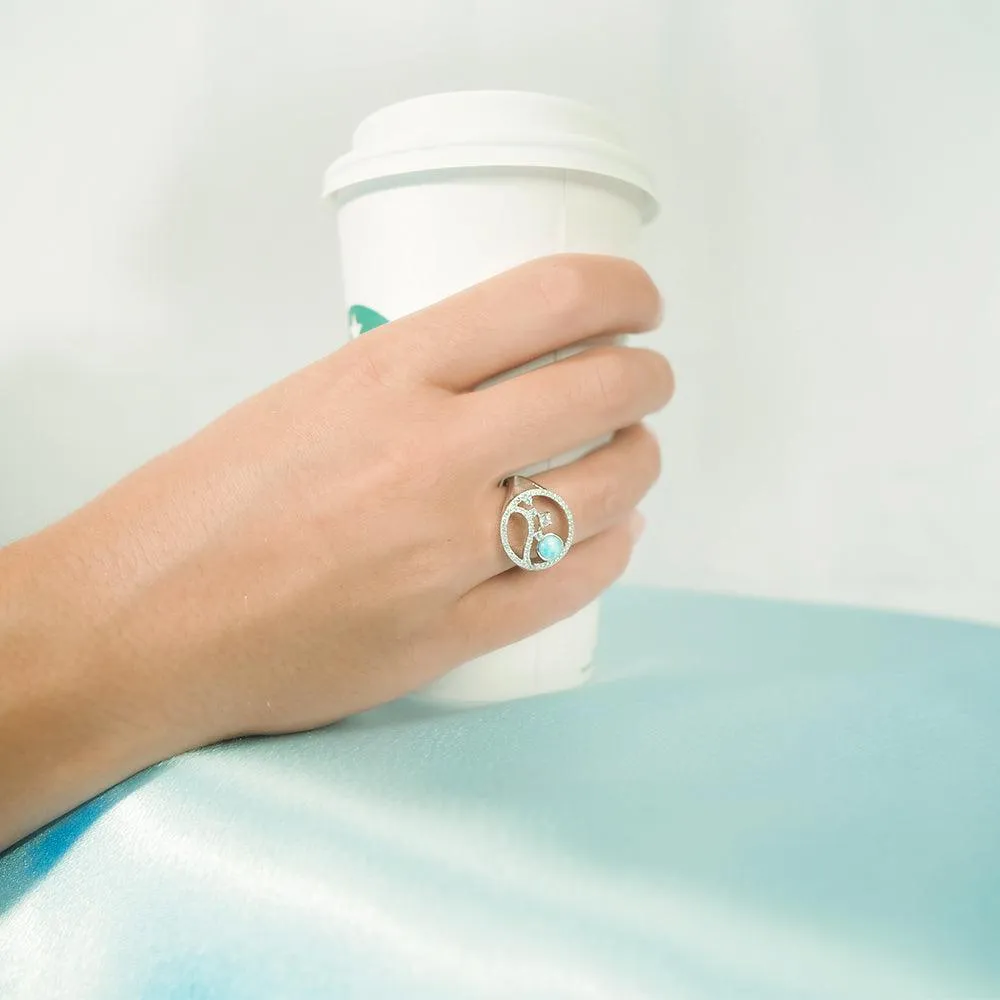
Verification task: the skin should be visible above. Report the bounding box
[0,254,674,850]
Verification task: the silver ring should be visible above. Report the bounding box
[499,475,575,571]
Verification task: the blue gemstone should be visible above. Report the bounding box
[537,533,564,562]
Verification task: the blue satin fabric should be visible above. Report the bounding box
[2,587,999,998]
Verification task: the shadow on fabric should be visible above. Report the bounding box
[0,768,160,915]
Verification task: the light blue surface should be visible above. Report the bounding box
[2,587,999,998]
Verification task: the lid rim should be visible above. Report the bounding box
[324,91,659,221]
[324,144,658,221]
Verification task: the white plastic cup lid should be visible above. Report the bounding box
[323,90,658,221]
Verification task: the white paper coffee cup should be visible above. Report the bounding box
[324,91,658,704]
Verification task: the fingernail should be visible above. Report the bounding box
[629,510,647,544]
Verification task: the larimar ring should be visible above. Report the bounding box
[499,475,575,571]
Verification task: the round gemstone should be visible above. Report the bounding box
[537,533,564,562]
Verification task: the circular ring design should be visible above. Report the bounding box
[499,476,575,571]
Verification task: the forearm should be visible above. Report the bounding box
[0,528,178,851]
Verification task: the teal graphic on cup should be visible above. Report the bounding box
[348,304,389,337]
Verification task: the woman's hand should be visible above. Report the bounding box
[0,254,672,848]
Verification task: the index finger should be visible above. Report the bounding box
[367,254,663,391]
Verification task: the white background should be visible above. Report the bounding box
[2,1,998,624]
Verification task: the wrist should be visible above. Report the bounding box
[0,525,189,847]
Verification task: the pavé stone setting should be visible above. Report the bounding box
[499,476,575,571]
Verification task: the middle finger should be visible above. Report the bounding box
[472,344,674,474]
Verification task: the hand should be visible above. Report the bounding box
[0,254,672,846]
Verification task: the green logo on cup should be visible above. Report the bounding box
[348,304,389,337]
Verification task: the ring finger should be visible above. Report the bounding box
[462,422,660,586]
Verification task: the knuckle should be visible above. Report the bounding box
[347,337,401,389]
[526,255,663,336]
[531,255,592,325]
[585,348,634,413]
[377,442,417,492]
